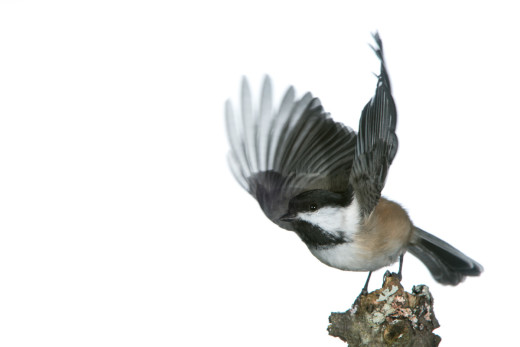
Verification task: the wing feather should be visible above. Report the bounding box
[257,76,273,172]
[240,78,258,174]
[350,32,399,216]
[226,76,356,229]
[266,85,295,170]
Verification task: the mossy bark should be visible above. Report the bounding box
[328,273,441,346]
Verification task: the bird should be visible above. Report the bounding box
[224,33,482,293]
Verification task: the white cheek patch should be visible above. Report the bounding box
[299,207,343,232]
[297,197,361,238]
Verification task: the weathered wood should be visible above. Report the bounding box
[328,273,441,346]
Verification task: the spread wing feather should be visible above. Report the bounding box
[226,76,357,230]
[350,32,399,216]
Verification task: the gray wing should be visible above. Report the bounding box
[350,33,398,217]
[226,76,357,230]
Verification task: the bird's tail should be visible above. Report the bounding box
[407,227,483,285]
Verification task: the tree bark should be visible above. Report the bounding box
[328,273,441,346]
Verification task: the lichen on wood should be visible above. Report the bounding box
[328,273,441,346]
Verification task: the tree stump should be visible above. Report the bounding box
[328,273,441,346]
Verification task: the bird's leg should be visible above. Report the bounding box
[396,253,404,281]
[360,271,372,296]
[383,253,404,283]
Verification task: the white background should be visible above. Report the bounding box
[1,1,518,346]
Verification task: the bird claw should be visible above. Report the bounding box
[383,270,392,282]
[383,270,402,284]
[354,291,365,307]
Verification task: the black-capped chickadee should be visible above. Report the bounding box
[225,33,482,292]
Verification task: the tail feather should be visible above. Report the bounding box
[408,227,483,285]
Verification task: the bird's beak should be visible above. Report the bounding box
[279,212,297,222]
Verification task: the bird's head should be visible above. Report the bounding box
[280,189,353,225]
[279,189,357,247]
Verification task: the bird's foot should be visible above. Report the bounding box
[383,270,402,284]
[354,291,365,307]
[354,283,370,307]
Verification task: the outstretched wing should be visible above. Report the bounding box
[226,76,357,230]
[350,32,399,217]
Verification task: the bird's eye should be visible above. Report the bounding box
[309,203,317,211]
